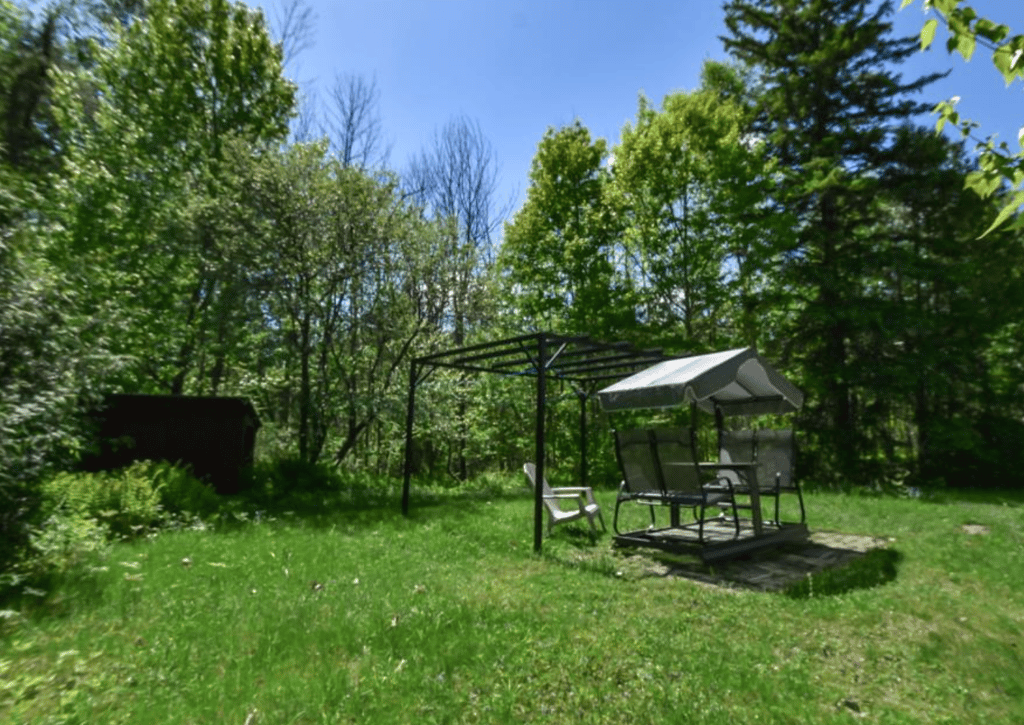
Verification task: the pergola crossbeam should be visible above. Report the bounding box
[401,332,678,553]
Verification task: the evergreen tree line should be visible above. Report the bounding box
[2,0,1022,537]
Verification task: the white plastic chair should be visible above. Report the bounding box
[523,463,606,535]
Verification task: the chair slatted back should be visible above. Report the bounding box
[524,462,551,496]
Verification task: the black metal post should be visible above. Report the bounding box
[534,337,547,554]
[579,390,588,490]
[401,361,418,516]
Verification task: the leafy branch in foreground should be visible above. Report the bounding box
[903,0,1024,234]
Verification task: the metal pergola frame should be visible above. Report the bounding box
[400,332,674,553]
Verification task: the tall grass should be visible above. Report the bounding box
[2,483,1022,724]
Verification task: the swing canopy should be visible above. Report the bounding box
[596,347,803,416]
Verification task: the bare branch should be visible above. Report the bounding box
[406,115,511,260]
[270,0,315,67]
[325,72,390,169]
[290,87,323,144]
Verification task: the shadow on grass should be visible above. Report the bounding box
[215,481,534,532]
[549,531,904,597]
[540,526,620,577]
[782,547,902,599]
[540,524,608,552]
[922,488,1024,507]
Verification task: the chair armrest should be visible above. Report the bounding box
[551,486,598,502]
[543,492,588,514]
[703,475,736,496]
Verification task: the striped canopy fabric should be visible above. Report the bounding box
[596,348,803,416]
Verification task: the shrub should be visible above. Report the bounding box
[0,480,40,577]
[40,464,162,538]
[241,458,404,513]
[2,462,222,600]
[40,461,224,534]
[24,510,110,582]
[147,461,221,518]
[244,457,343,503]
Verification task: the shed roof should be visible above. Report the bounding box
[101,394,261,426]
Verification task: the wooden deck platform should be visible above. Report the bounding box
[613,519,810,563]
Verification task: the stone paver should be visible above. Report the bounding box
[615,530,892,592]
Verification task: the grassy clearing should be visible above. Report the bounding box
[2,483,1023,724]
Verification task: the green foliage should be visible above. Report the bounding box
[495,16,1024,490]
[38,461,219,538]
[918,414,1024,488]
[22,510,110,583]
[4,461,218,598]
[50,0,297,395]
[219,140,449,466]
[242,456,399,514]
[610,74,785,350]
[0,150,125,575]
[147,461,221,518]
[904,0,1024,233]
[851,127,1024,487]
[0,232,113,485]
[5,0,1024,515]
[40,464,163,539]
[499,121,626,338]
[721,0,958,484]
[247,456,345,498]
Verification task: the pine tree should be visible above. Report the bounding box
[721,0,945,482]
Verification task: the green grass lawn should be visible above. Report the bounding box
[2,484,1023,724]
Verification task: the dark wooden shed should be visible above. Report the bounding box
[87,394,261,494]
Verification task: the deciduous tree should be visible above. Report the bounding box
[611,71,782,351]
[326,72,389,170]
[52,0,295,394]
[221,140,452,466]
[500,121,626,339]
[903,0,1024,233]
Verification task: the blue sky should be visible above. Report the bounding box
[265,0,1021,219]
